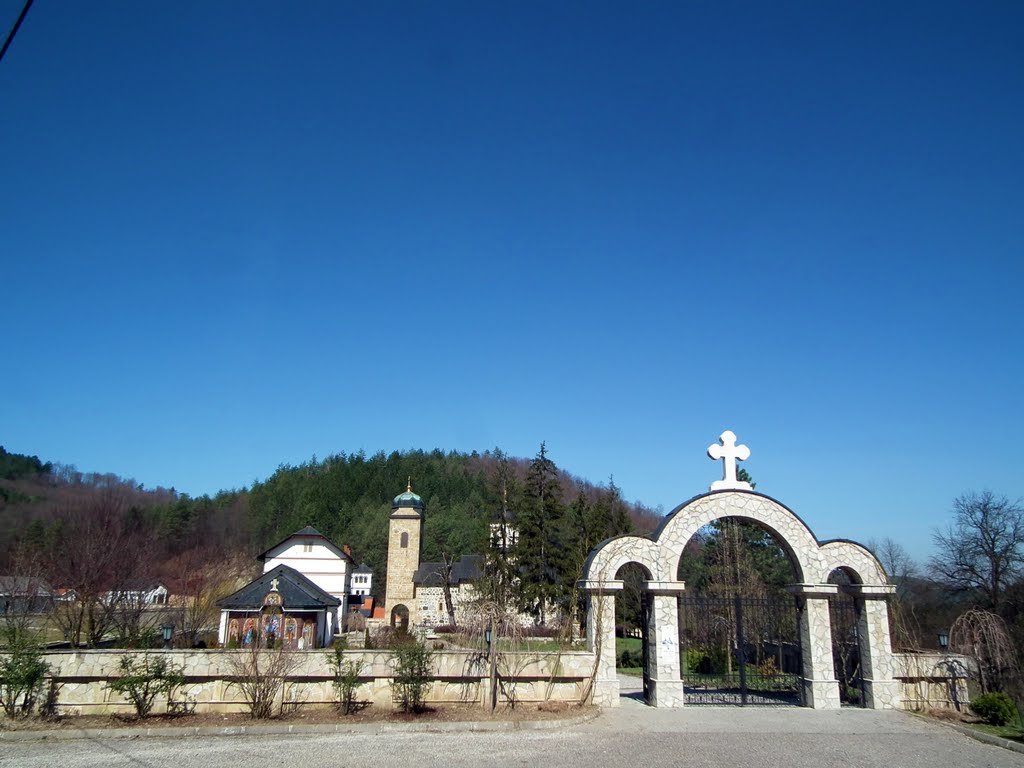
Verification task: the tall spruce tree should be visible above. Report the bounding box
[514,442,566,625]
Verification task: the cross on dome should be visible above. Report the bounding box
[707,430,752,491]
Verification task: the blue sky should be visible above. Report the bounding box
[2,2,1022,563]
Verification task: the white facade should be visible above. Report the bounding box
[350,569,373,597]
[262,537,350,603]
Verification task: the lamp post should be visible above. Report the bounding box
[161,623,174,651]
[485,627,492,657]
[938,630,949,651]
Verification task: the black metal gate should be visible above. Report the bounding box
[679,595,802,706]
[829,594,865,707]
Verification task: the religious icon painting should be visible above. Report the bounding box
[302,620,315,649]
[242,618,256,646]
[228,619,240,643]
[284,617,298,647]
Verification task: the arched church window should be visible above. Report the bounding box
[401,532,409,548]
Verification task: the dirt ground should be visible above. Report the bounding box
[0,700,593,731]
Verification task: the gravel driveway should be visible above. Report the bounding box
[4,684,1022,768]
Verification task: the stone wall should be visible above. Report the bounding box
[893,652,971,711]
[37,648,596,716]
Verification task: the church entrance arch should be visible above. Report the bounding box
[677,517,804,706]
[581,431,901,711]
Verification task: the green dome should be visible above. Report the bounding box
[392,482,424,511]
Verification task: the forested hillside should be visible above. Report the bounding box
[0,444,661,595]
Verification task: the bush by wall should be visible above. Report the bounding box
[970,692,1018,726]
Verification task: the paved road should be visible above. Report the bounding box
[4,680,1022,768]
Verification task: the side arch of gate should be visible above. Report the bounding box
[582,490,899,711]
[581,535,683,707]
[820,540,900,708]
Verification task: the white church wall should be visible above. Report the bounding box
[262,541,350,601]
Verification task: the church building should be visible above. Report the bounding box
[382,482,483,630]
[216,526,365,648]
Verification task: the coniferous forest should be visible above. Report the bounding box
[0,445,659,617]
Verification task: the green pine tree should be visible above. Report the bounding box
[514,443,566,625]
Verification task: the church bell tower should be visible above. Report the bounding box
[384,480,424,629]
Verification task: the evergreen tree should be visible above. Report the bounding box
[514,443,566,625]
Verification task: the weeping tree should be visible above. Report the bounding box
[950,608,1020,696]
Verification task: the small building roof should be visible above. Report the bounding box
[353,562,373,574]
[413,555,483,587]
[256,526,354,564]
[0,576,53,596]
[217,564,341,610]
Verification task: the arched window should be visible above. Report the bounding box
[400,532,409,548]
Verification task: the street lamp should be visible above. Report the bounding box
[161,623,174,651]
[485,627,492,657]
[938,630,949,650]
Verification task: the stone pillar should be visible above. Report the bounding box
[643,581,687,707]
[580,580,622,707]
[789,584,841,710]
[849,584,901,710]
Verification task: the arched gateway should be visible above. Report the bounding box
[581,431,900,710]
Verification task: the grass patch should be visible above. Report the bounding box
[970,723,1024,742]
[616,636,643,675]
[616,637,642,654]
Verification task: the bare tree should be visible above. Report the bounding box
[45,488,152,646]
[226,643,300,719]
[930,491,1024,611]
[436,552,457,628]
[167,547,248,647]
[868,537,923,650]
[868,537,917,596]
[950,607,1019,695]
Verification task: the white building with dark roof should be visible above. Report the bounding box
[217,564,341,648]
[350,562,373,598]
[216,526,356,648]
[258,525,354,604]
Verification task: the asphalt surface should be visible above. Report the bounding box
[3,677,1022,768]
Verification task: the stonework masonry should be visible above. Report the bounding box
[384,505,421,625]
[582,490,900,711]
[37,649,593,715]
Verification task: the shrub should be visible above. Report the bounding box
[684,648,708,673]
[226,644,300,719]
[618,648,643,668]
[392,641,433,713]
[970,692,1018,726]
[106,654,185,718]
[0,631,50,718]
[327,643,364,715]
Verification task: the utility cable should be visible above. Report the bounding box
[0,0,35,65]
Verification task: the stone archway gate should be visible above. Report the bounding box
[581,490,900,710]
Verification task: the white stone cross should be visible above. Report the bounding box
[707,430,752,491]
[269,578,280,592]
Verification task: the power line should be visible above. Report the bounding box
[0,0,35,65]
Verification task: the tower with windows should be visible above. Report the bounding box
[383,480,424,629]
